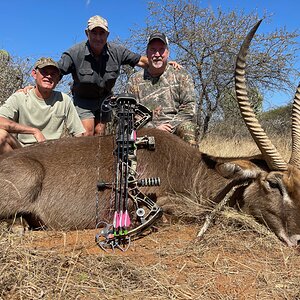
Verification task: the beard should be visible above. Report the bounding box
[151,59,164,69]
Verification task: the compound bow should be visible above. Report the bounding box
[95,93,163,251]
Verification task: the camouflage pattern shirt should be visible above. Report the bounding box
[126,64,198,143]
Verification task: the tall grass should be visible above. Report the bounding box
[201,121,292,161]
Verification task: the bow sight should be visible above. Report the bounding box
[95,93,163,251]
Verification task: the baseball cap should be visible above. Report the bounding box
[34,57,60,73]
[147,32,169,46]
[87,15,109,32]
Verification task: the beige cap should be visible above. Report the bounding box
[87,15,109,32]
[34,57,60,73]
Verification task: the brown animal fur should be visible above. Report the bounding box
[0,128,300,246]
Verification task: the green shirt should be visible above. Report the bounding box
[0,89,85,145]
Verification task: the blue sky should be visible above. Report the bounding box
[0,0,299,108]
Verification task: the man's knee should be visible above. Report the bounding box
[81,119,95,136]
[175,122,198,145]
[94,122,106,136]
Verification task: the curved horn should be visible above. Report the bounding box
[289,83,300,168]
[235,20,288,171]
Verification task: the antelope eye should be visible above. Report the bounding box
[264,174,286,197]
[267,179,278,189]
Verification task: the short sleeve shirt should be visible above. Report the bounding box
[58,41,141,102]
[0,89,85,145]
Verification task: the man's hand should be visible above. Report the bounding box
[156,123,174,133]
[188,141,199,149]
[16,85,34,94]
[153,105,162,119]
[168,61,181,70]
[33,128,46,143]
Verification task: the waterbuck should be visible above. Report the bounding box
[0,20,299,247]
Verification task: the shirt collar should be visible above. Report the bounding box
[85,41,108,58]
[144,64,169,82]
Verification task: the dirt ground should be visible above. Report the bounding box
[1,213,300,300]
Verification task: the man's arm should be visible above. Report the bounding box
[136,56,149,68]
[63,96,86,137]
[126,72,139,96]
[57,52,74,76]
[0,117,46,142]
[174,70,197,121]
[172,69,199,145]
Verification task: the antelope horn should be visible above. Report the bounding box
[235,20,288,171]
[289,83,300,168]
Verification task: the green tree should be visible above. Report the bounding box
[0,50,32,105]
[220,87,263,121]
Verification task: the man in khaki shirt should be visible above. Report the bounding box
[0,57,85,154]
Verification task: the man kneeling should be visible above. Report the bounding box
[0,57,85,154]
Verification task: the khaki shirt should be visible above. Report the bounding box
[0,89,85,145]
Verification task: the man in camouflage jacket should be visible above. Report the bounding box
[126,32,198,146]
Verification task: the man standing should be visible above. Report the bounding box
[126,32,198,146]
[58,15,150,136]
[0,57,85,154]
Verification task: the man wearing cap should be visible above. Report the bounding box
[0,57,85,154]
[126,32,198,146]
[57,15,178,136]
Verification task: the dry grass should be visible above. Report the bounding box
[1,209,300,300]
[200,134,292,161]
[1,134,300,300]
[200,136,259,157]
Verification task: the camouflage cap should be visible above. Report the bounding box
[34,57,60,73]
[87,15,109,32]
[147,32,169,47]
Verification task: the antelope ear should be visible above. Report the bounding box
[216,160,262,180]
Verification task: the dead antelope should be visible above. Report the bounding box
[0,21,299,247]
[234,20,300,246]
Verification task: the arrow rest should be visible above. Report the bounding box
[95,93,163,251]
